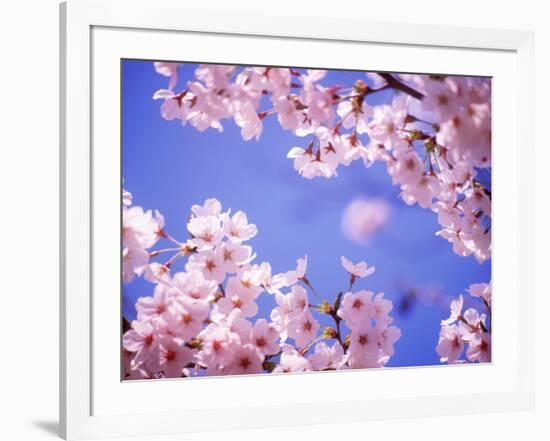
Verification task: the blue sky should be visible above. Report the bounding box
[122,60,491,367]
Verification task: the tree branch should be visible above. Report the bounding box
[378,73,425,100]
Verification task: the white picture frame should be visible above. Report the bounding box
[60,0,534,439]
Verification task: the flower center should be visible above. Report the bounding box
[256,337,266,347]
[165,350,176,361]
[181,313,193,324]
[240,357,251,370]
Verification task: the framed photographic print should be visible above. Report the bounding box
[60,0,534,439]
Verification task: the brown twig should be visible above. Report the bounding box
[378,73,425,100]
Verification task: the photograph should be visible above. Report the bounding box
[121,60,492,380]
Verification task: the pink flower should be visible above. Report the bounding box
[387,151,424,187]
[401,174,441,209]
[191,198,222,218]
[223,309,253,343]
[158,336,193,378]
[378,325,401,357]
[234,100,263,141]
[152,89,190,123]
[300,70,334,125]
[143,262,172,285]
[197,326,240,375]
[122,320,159,371]
[467,282,492,306]
[420,77,464,121]
[283,255,308,285]
[287,309,319,348]
[255,262,288,295]
[195,64,235,89]
[308,341,346,370]
[273,345,310,373]
[458,308,486,338]
[274,95,305,131]
[218,238,255,273]
[339,133,371,167]
[214,275,262,318]
[123,320,157,354]
[441,294,464,326]
[186,250,226,283]
[233,268,264,299]
[122,188,133,206]
[123,206,161,250]
[136,283,172,321]
[247,67,291,98]
[187,215,224,250]
[436,325,464,364]
[186,82,227,132]
[122,245,149,283]
[336,97,373,134]
[171,270,218,301]
[287,144,314,174]
[270,285,309,338]
[162,296,210,341]
[224,344,264,375]
[341,198,391,244]
[341,256,376,278]
[372,292,394,325]
[462,186,491,217]
[347,324,381,368]
[466,332,491,363]
[367,95,409,152]
[154,62,180,89]
[250,319,280,356]
[337,290,375,329]
[288,139,340,179]
[223,211,257,241]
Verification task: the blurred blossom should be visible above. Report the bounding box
[341,198,391,244]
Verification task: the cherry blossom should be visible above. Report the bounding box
[287,310,320,349]
[223,211,257,242]
[467,282,492,307]
[337,290,376,328]
[154,62,180,90]
[436,325,464,364]
[250,319,280,356]
[272,345,310,373]
[122,202,163,283]
[151,64,491,263]
[223,344,264,375]
[367,95,409,152]
[436,281,491,364]
[158,336,193,377]
[341,256,376,279]
[308,341,347,371]
[122,196,402,379]
[283,255,308,286]
[440,295,464,326]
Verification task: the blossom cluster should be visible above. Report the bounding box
[122,195,401,379]
[122,189,164,283]
[153,64,492,263]
[436,282,492,364]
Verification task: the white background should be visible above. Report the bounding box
[0,0,547,440]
